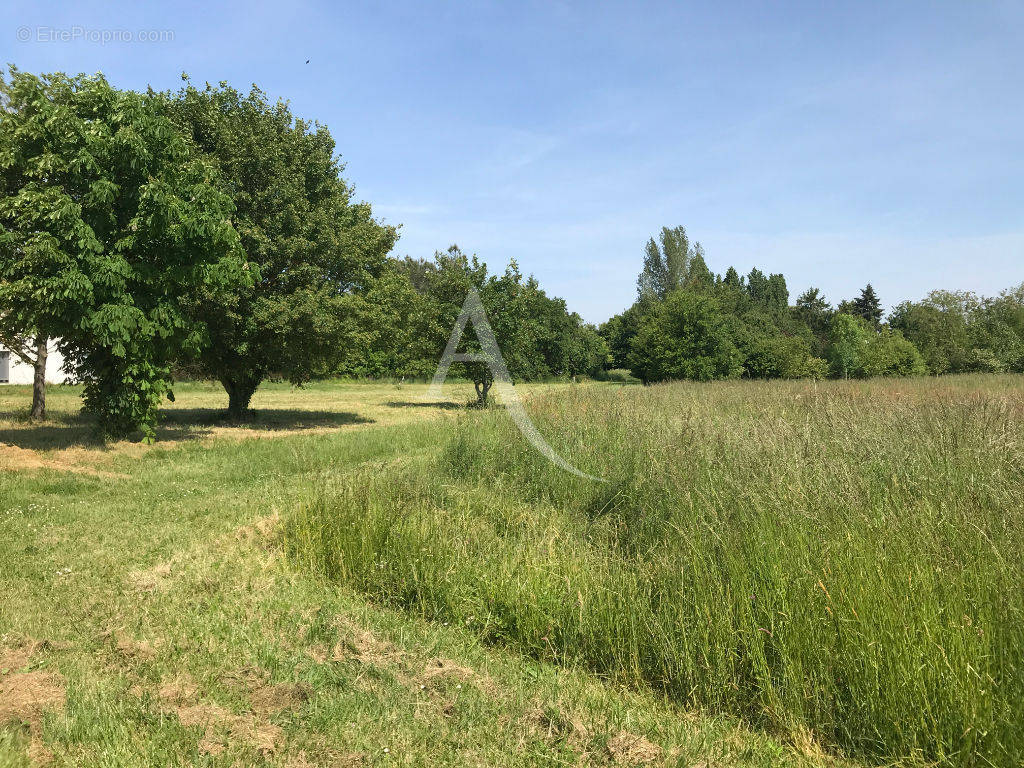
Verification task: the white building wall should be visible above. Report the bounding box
[0,340,71,385]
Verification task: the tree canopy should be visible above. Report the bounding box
[628,291,742,383]
[0,68,249,438]
[341,246,607,403]
[604,224,1024,385]
[0,69,608,432]
[167,80,398,416]
[890,287,1024,375]
[852,283,883,328]
[636,225,712,300]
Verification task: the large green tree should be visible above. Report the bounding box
[793,287,833,357]
[890,286,1024,375]
[826,313,926,379]
[0,69,248,438]
[628,290,743,383]
[599,300,653,370]
[518,276,607,380]
[828,313,869,379]
[860,327,927,377]
[169,81,397,417]
[338,261,438,379]
[890,290,976,374]
[339,248,606,389]
[978,284,1024,372]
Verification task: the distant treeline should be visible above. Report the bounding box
[337,247,607,389]
[600,225,1024,384]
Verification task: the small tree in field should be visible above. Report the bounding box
[0,69,249,438]
[471,260,540,404]
[828,313,869,379]
[169,81,397,417]
[425,247,539,406]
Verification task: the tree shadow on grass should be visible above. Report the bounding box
[0,408,372,451]
[385,400,464,410]
[0,414,109,451]
[159,407,371,430]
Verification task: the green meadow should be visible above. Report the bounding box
[1,376,1021,766]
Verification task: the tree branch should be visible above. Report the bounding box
[0,330,38,365]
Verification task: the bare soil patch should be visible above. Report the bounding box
[1,637,44,674]
[110,632,159,663]
[0,638,66,765]
[606,730,662,765]
[332,618,404,667]
[158,673,284,756]
[0,671,65,728]
[417,656,499,698]
[155,670,313,757]
[249,681,311,715]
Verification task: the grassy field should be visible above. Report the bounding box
[0,379,477,455]
[0,378,834,768]
[285,376,1024,767]
[1,377,1020,766]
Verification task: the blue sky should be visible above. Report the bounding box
[5,0,1023,323]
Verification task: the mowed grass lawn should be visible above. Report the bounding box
[1,378,828,768]
[0,379,481,457]
[2,376,1022,767]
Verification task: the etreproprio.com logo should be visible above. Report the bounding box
[16,26,175,44]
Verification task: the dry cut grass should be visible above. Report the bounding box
[0,378,501,470]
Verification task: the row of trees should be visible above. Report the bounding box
[0,69,606,435]
[601,225,1024,384]
[339,247,607,401]
[889,287,1024,375]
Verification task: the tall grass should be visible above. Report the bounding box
[284,376,1024,766]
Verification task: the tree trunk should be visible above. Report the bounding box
[30,336,47,420]
[221,375,262,419]
[474,378,492,406]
